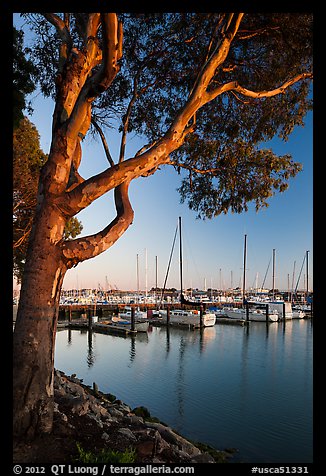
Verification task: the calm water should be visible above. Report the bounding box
[54,319,313,463]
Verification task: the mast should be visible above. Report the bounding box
[306,250,309,301]
[294,253,306,297]
[179,216,183,299]
[136,253,140,303]
[178,217,202,309]
[145,247,148,303]
[272,248,276,300]
[155,255,158,303]
[291,260,296,303]
[160,222,178,306]
[242,234,247,305]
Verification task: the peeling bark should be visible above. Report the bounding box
[63,181,134,266]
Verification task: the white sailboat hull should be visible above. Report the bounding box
[111,316,149,332]
[292,310,305,319]
[119,310,148,320]
[225,308,278,322]
[168,310,216,327]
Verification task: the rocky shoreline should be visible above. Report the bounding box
[14,369,236,464]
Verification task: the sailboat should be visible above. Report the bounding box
[111,312,149,332]
[160,217,216,328]
[224,236,279,322]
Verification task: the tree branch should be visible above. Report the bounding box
[62,14,121,151]
[91,118,115,167]
[65,140,85,192]
[169,161,220,175]
[90,13,122,95]
[62,181,134,267]
[43,13,72,72]
[55,13,245,217]
[55,130,177,218]
[119,71,141,163]
[43,13,72,44]
[205,72,313,103]
[168,13,244,133]
[59,12,307,218]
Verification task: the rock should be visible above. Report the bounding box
[101,432,110,442]
[136,440,155,458]
[191,453,216,463]
[69,396,90,416]
[152,430,171,455]
[89,401,110,418]
[118,402,132,413]
[117,428,137,441]
[87,413,103,427]
[54,386,66,398]
[123,414,144,425]
[107,407,124,418]
[145,421,201,456]
[53,403,68,423]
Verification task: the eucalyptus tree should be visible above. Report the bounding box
[13,13,312,438]
[13,117,83,282]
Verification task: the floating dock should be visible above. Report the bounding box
[57,319,137,336]
[93,322,137,336]
[214,317,248,326]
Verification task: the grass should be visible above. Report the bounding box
[75,443,136,463]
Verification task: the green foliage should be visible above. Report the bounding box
[132,406,167,425]
[13,117,48,281]
[13,27,37,129]
[177,141,302,219]
[63,217,83,240]
[106,393,117,402]
[21,13,312,219]
[75,443,136,463]
[13,117,83,282]
[132,406,151,419]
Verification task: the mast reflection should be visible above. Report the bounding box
[86,329,95,367]
[129,336,136,363]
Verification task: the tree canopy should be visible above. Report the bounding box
[13,27,37,129]
[22,12,312,219]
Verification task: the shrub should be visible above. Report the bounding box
[76,443,136,463]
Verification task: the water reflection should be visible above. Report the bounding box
[176,336,186,425]
[165,326,170,355]
[199,326,216,353]
[54,320,312,463]
[129,336,136,363]
[87,330,95,367]
[163,325,217,355]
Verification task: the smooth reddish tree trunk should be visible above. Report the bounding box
[13,201,67,438]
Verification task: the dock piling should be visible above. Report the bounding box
[88,308,93,329]
[246,303,249,322]
[131,307,135,332]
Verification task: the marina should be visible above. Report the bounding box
[12,12,313,467]
[54,317,313,463]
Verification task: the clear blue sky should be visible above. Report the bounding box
[14,14,313,293]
